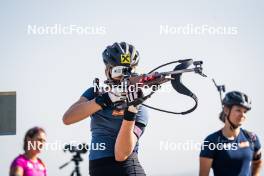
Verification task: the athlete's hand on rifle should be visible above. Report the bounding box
[123,87,144,121]
[95,87,126,109]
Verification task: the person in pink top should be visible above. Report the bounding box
[9,127,47,176]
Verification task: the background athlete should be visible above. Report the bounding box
[199,91,262,176]
[10,127,47,176]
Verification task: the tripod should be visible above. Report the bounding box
[60,152,83,176]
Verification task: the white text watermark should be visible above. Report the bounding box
[159,140,239,152]
[27,24,106,36]
[160,24,238,36]
[27,140,106,152]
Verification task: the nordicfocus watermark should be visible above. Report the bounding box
[27,24,106,35]
[159,140,238,151]
[94,82,161,93]
[26,140,106,151]
[160,24,238,36]
[92,81,176,94]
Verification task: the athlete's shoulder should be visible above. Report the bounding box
[81,87,96,100]
[241,128,258,142]
[204,130,222,143]
[241,128,262,152]
[11,154,27,168]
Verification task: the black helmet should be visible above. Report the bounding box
[222,91,251,110]
[102,42,140,67]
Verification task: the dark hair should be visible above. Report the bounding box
[23,127,46,152]
[219,110,226,123]
[219,104,233,123]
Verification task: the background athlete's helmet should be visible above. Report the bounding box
[102,42,140,67]
[222,91,251,110]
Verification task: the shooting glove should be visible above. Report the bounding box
[123,87,144,121]
[95,88,126,109]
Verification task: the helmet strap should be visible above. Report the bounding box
[226,106,239,131]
